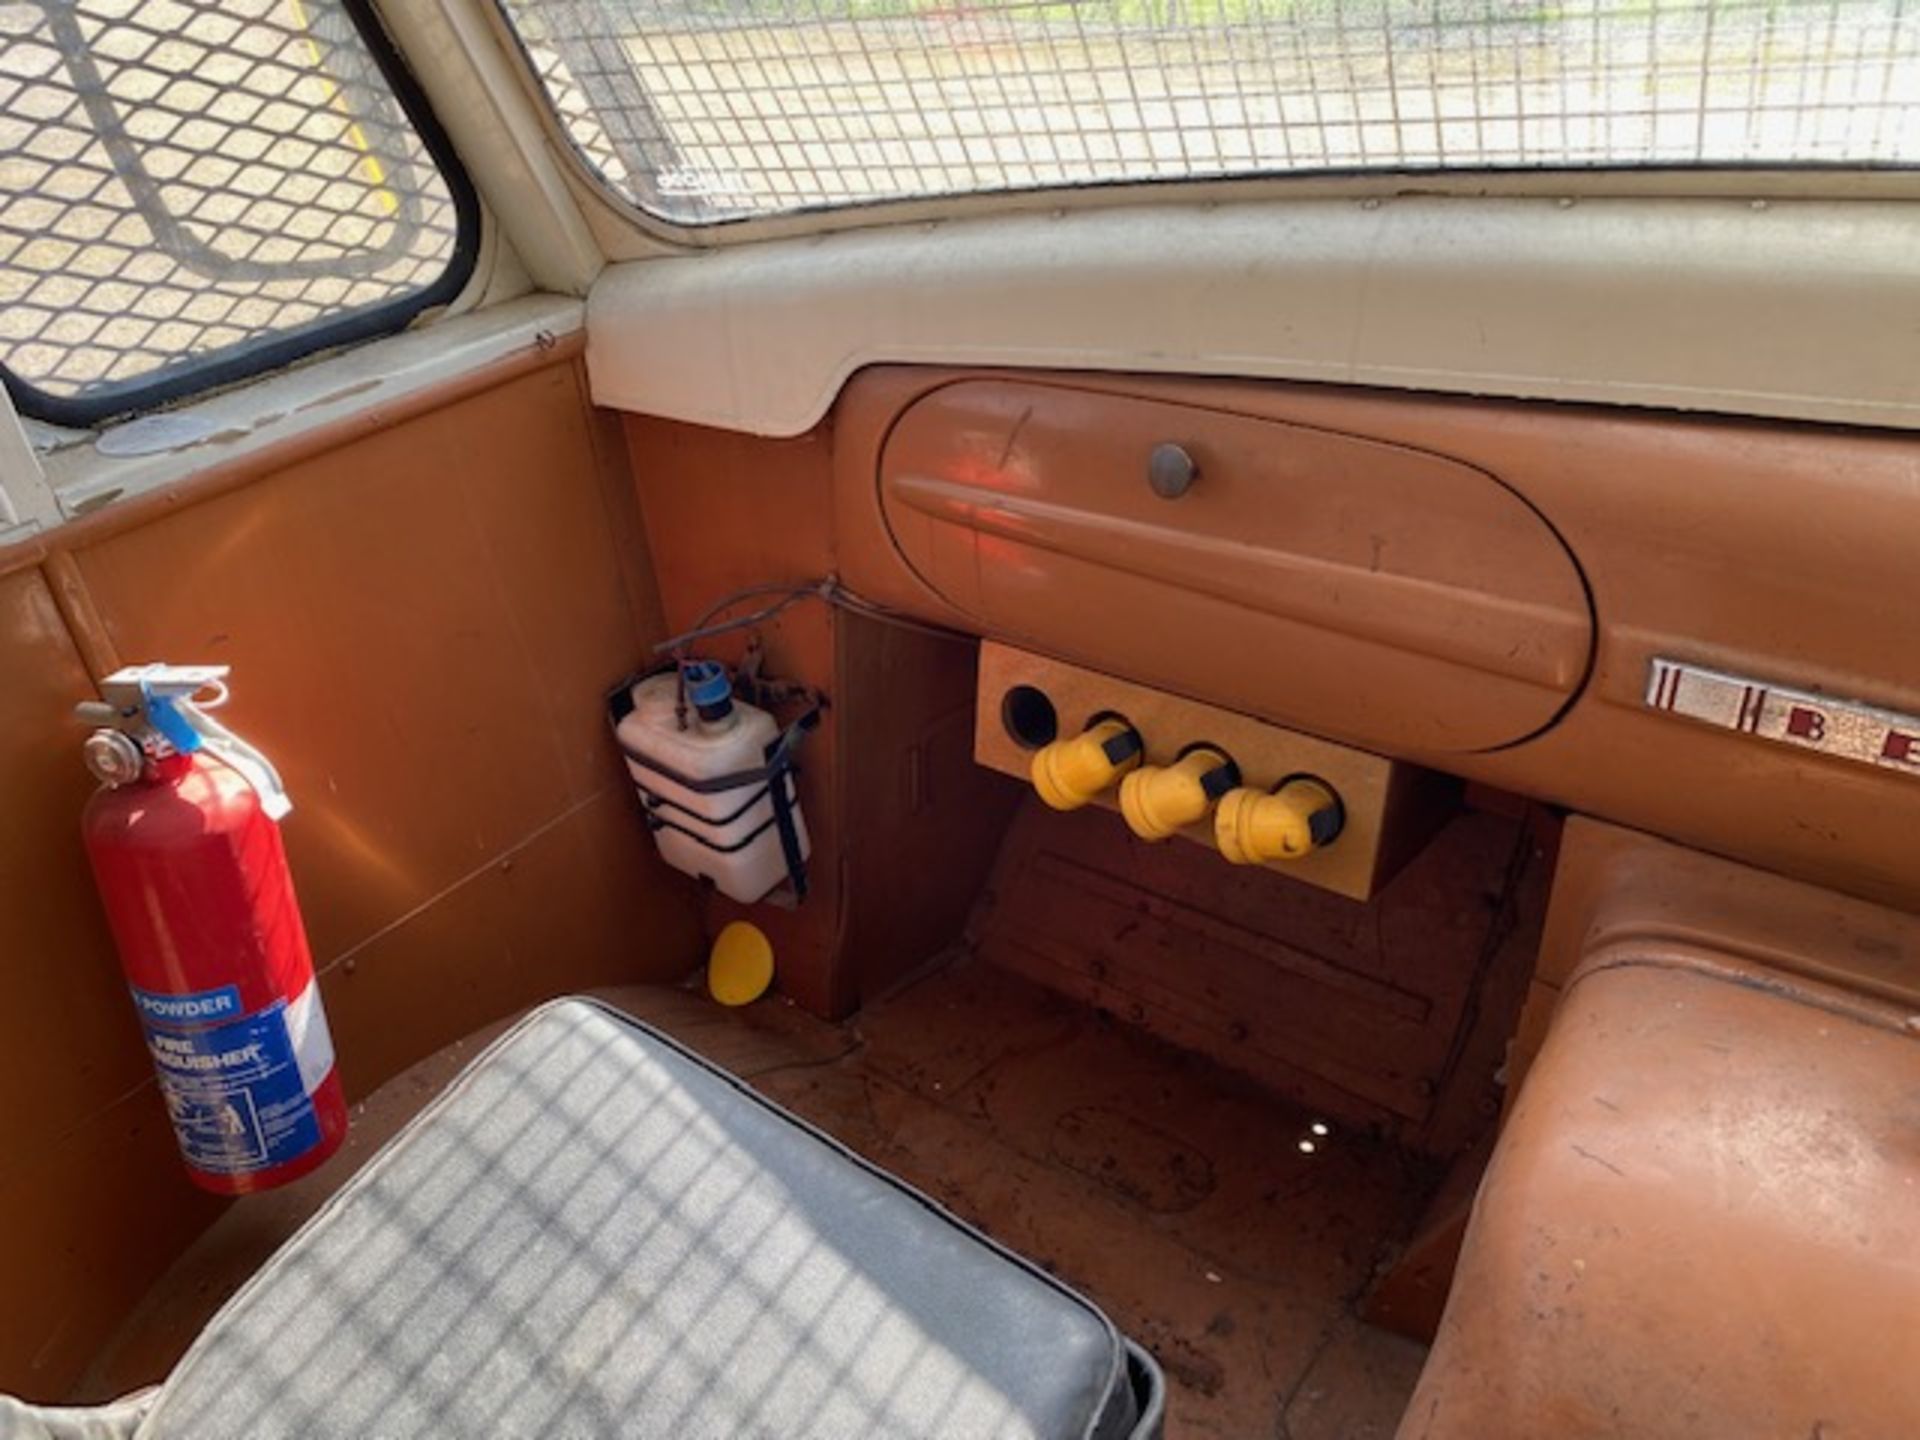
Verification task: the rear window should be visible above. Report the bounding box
[496,0,1920,225]
[0,0,476,427]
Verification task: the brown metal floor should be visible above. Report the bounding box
[82,957,1433,1438]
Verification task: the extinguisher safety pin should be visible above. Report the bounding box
[80,663,293,820]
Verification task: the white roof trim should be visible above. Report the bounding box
[586,194,1920,436]
[42,295,583,522]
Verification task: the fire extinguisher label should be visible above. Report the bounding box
[132,984,325,1177]
[131,983,241,1026]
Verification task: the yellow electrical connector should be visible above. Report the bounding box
[1030,717,1144,811]
[1119,745,1238,841]
[1214,776,1345,864]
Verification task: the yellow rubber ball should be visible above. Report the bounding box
[707,920,775,1007]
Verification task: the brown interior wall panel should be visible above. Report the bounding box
[829,367,1920,914]
[0,567,226,1397]
[0,569,149,1197]
[622,415,1020,1015]
[0,357,703,1399]
[623,414,850,1015]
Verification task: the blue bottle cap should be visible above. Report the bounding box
[682,661,732,710]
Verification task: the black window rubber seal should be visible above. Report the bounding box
[1,0,482,431]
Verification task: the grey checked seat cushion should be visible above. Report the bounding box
[130,997,1163,1439]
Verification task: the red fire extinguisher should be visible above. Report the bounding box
[78,664,346,1195]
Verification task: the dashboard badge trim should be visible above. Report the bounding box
[1646,658,1920,775]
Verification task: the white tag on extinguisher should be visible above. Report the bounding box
[283,977,337,1095]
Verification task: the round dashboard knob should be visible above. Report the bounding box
[1147,442,1198,499]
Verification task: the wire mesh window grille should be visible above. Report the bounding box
[497,0,1920,225]
[0,0,474,425]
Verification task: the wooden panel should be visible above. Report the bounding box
[881,379,1592,754]
[836,616,1024,1002]
[0,359,703,1400]
[971,800,1546,1144]
[975,642,1455,901]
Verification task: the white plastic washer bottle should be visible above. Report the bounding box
[614,662,809,904]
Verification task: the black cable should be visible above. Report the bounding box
[653,576,964,657]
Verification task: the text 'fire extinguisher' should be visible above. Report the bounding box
[77,665,346,1196]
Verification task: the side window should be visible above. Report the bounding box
[0,0,478,427]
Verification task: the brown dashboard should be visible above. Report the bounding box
[826,367,1920,911]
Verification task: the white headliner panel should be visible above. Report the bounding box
[585,195,1920,436]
